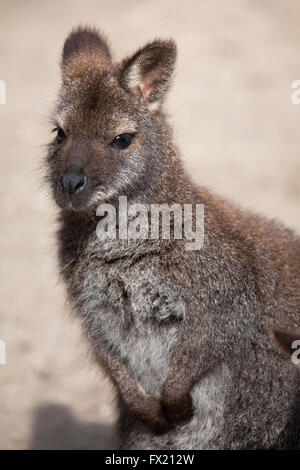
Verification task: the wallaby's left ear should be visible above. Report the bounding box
[119,40,177,110]
[61,26,112,82]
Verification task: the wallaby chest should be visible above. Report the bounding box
[64,235,185,394]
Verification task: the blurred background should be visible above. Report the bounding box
[1,0,300,449]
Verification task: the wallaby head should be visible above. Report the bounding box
[47,26,177,211]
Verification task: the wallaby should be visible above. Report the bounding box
[46,26,300,449]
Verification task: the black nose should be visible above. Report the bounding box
[60,166,87,195]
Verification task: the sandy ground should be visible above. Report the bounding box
[1,0,300,449]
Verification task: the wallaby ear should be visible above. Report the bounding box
[119,40,177,110]
[268,327,300,358]
[61,26,112,81]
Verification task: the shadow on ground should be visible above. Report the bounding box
[29,404,118,450]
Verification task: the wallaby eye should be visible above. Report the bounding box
[111,133,133,149]
[52,126,66,143]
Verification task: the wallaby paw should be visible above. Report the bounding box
[138,394,171,434]
[162,393,194,427]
